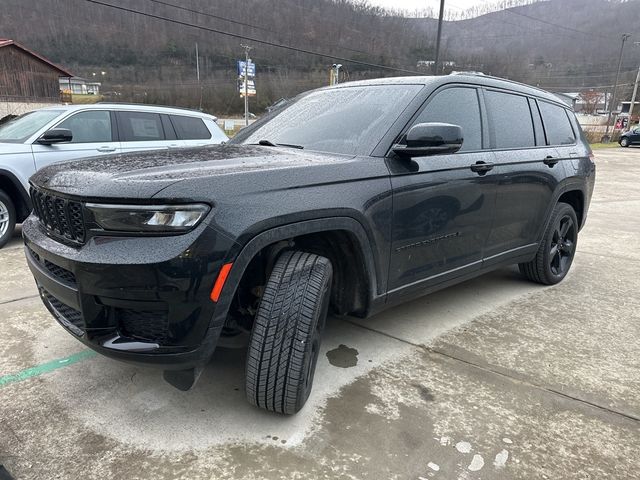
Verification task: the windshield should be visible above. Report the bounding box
[0,110,64,143]
[232,84,423,156]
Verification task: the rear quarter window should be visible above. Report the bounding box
[538,101,576,145]
[170,115,212,140]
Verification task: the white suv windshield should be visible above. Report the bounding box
[0,110,64,143]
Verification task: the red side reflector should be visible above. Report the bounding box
[210,262,233,303]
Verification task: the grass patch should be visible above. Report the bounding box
[589,142,619,150]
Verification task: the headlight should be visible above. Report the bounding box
[86,203,210,233]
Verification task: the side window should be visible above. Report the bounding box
[538,101,576,145]
[170,115,212,140]
[485,90,535,149]
[412,87,482,152]
[118,112,165,142]
[56,111,111,143]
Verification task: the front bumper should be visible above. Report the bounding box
[23,214,237,370]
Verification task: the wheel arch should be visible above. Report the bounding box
[209,217,381,332]
[0,169,31,222]
[557,189,585,228]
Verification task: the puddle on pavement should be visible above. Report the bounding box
[326,344,359,368]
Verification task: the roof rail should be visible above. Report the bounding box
[94,101,207,114]
[450,72,559,99]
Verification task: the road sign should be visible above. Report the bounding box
[237,60,256,78]
[238,79,256,97]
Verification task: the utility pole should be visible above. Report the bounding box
[433,0,445,75]
[195,42,200,82]
[627,66,640,131]
[195,42,202,110]
[626,42,640,131]
[603,33,631,142]
[241,44,252,127]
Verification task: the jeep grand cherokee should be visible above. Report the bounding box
[23,74,595,414]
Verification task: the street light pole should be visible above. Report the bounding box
[603,33,631,142]
[433,0,445,75]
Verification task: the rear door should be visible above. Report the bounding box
[116,111,184,154]
[482,90,567,265]
[31,110,120,170]
[386,85,497,294]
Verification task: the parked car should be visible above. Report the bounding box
[619,126,640,147]
[0,104,228,247]
[24,74,595,414]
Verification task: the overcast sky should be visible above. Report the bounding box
[365,0,493,15]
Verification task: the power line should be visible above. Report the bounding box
[502,7,615,40]
[84,0,421,75]
[142,0,377,58]
[542,82,635,91]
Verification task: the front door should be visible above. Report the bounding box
[32,110,120,170]
[387,86,496,294]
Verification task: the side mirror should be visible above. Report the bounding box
[37,128,73,145]
[392,122,463,157]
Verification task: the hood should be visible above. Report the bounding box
[30,144,343,199]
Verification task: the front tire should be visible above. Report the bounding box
[620,137,630,147]
[519,202,578,285]
[0,189,16,249]
[246,250,333,414]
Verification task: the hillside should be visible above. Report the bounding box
[1,0,639,114]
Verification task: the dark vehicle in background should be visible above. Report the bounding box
[619,126,640,147]
[23,74,595,414]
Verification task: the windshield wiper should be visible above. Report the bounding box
[256,139,304,149]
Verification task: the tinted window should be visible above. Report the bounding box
[412,87,482,152]
[170,115,212,140]
[232,84,423,155]
[56,111,111,143]
[118,112,165,141]
[538,101,576,145]
[485,91,535,149]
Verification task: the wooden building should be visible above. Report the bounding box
[0,39,72,103]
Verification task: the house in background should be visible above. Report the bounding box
[59,77,101,96]
[556,91,609,114]
[0,38,72,119]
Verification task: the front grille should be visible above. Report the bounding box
[42,290,85,336]
[30,188,86,244]
[27,247,77,285]
[118,309,169,344]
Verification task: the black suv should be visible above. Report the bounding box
[619,126,640,147]
[24,74,595,414]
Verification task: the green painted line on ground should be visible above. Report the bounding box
[0,349,97,388]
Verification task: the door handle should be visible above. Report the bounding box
[168,144,181,149]
[470,161,494,175]
[543,156,560,167]
[97,146,116,153]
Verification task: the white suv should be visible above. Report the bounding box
[0,103,228,247]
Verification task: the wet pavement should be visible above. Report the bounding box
[0,148,638,479]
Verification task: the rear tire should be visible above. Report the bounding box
[519,202,578,285]
[0,189,16,249]
[245,250,333,414]
[620,137,630,147]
